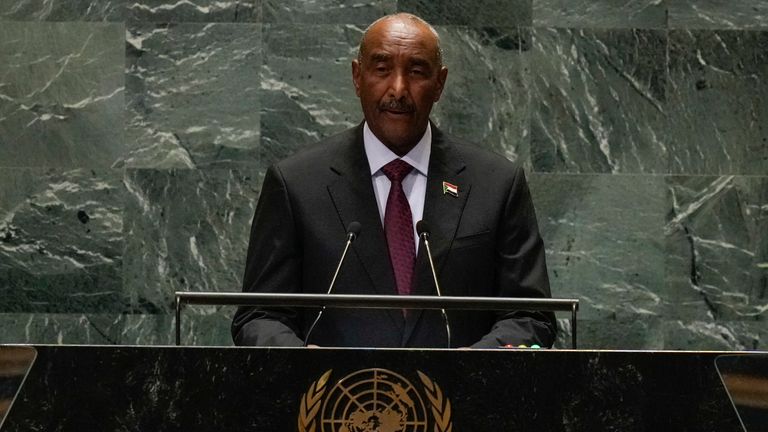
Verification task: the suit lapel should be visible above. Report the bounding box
[326,125,405,332]
[403,126,470,346]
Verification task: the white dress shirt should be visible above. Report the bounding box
[363,122,431,251]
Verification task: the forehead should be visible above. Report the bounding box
[362,19,439,61]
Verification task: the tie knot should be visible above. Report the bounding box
[381,159,413,183]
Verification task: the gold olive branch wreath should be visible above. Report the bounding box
[298,369,332,432]
[297,369,453,432]
[417,371,453,432]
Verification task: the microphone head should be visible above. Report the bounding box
[416,220,430,237]
[346,221,362,240]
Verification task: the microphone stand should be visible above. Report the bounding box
[304,222,361,346]
[417,221,451,348]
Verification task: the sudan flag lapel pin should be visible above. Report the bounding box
[442,181,458,197]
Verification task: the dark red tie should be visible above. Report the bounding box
[381,159,415,296]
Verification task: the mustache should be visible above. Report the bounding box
[379,99,415,113]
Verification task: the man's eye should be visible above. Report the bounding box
[411,69,425,75]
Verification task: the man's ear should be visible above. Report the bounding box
[434,66,448,102]
[351,59,362,97]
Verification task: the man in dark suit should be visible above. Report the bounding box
[232,13,556,348]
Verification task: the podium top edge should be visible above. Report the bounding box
[2,344,766,355]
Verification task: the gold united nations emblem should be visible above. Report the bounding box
[298,368,453,432]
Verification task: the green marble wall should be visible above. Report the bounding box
[0,0,766,349]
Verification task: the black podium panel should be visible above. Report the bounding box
[0,345,751,431]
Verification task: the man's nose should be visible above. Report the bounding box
[388,71,409,99]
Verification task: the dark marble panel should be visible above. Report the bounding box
[664,176,768,322]
[397,0,532,26]
[668,0,768,29]
[0,169,124,313]
[264,0,394,24]
[0,0,125,21]
[530,28,667,174]
[667,30,768,175]
[432,27,531,165]
[0,311,233,345]
[259,24,362,165]
[555,318,664,350]
[127,0,261,23]
[663,320,768,350]
[0,22,124,168]
[0,313,122,344]
[122,169,261,313]
[121,23,261,169]
[529,173,666,320]
[533,0,667,29]
[120,310,233,345]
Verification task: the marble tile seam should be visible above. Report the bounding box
[0,164,249,172]
[0,22,763,31]
[0,20,120,24]
[0,170,760,180]
[118,167,258,173]
[668,27,768,32]
[0,22,752,30]
[125,21,263,26]
[0,20,125,29]
[2,21,764,32]
[528,25,768,32]
[529,172,768,178]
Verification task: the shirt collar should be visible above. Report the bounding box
[363,122,431,177]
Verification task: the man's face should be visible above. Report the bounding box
[352,19,448,156]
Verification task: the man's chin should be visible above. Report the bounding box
[368,117,426,150]
[378,131,422,154]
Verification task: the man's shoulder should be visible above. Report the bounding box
[274,126,359,173]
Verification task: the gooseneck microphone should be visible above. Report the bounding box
[416,220,452,348]
[304,221,362,347]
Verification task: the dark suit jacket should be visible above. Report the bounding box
[232,123,556,348]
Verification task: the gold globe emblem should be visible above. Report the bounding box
[298,369,452,432]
